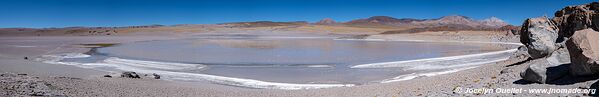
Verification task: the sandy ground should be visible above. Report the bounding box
[1,28,594,96]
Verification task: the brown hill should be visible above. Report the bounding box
[0,24,205,36]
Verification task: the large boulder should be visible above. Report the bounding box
[520,17,560,59]
[520,49,570,83]
[567,29,599,76]
[552,2,599,42]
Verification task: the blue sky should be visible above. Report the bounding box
[0,0,593,28]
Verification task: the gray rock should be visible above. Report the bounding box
[567,29,599,76]
[120,72,140,78]
[152,73,161,79]
[510,46,530,60]
[520,51,570,83]
[546,47,571,65]
[500,68,513,74]
[520,17,560,59]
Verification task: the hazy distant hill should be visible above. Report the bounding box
[315,18,337,25]
[343,15,509,29]
[224,21,308,27]
[345,16,426,26]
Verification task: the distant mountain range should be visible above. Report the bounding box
[326,15,509,29]
[0,15,518,36]
[310,15,517,34]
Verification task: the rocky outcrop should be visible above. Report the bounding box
[552,2,599,42]
[567,29,599,76]
[520,17,560,59]
[315,18,337,25]
[517,2,599,84]
[520,48,570,83]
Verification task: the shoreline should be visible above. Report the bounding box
[31,35,519,90]
[3,30,584,96]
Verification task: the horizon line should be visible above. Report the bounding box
[0,15,521,29]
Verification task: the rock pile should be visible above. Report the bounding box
[121,72,140,78]
[113,72,161,79]
[519,2,599,83]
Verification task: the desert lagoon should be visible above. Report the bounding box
[37,36,519,89]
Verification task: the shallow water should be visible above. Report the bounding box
[88,37,512,85]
